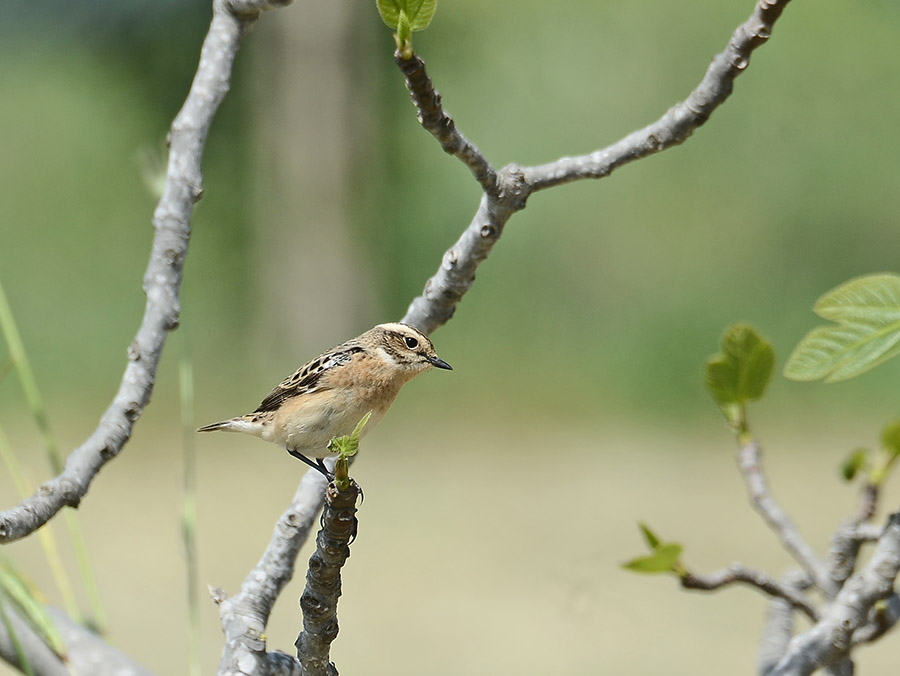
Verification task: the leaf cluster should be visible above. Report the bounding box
[376,0,437,57]
[785,274,900,382]
[622,523,685,576]
[704,323,774,433]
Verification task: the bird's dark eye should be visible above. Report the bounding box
[404,336,419,349]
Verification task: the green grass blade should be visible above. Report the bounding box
[179,337,201,676]
[0,424,82,623]
[0,280,59,473]
[0,562,67,660]
[0,595,36,676]
[0,279,107,629]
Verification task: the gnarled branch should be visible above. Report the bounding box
[0,0,271,544]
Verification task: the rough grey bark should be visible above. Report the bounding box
[294,480,360,676]
[400,0,793,333]
[0,0,257,544]
[765,514,900,676]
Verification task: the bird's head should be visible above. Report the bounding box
[368,323,452,373]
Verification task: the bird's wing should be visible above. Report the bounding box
[253,345,364,413]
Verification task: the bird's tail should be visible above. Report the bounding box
[197,416,267,439]
[196,420,233,433]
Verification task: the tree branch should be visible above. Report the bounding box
[757,572,810,676]
[294,480,360,676]
[682,564,819,622]
[222,0,803,668]
[398,0,794,336]
[215,468,329,676]
[394,52,497,195]
[522,0,792,191]
[0,0,266,545]
[767,513,900,676]
[736,437,832,595]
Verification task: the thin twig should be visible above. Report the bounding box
[522,0,792,191]
[682,564,819,622]
[400,0,794,336]
[736,438,832,595]
[394,52,497,195]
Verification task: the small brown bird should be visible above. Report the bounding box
[197,323,451,477]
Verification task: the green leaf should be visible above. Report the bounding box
[376,0,436,32]
[638,522,661,550]
[327,411,372,460]
[396,9,412,47]
[704,323,775,409]
[622,543,683,574]
[407,0,437,31]
[839,448,869,482]
[881,421,900,460]
[784,274,900,382]
[375,0,404,29]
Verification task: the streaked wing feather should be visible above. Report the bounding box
[253,346,363,413]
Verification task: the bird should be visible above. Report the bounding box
[197,322,451,478]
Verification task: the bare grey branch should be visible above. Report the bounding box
[767,513,900,676]
[401,0,794,336]
[395,51,497,195]
[682,563,818,622]
[757,572,810,676]
[736,438,832,595]
[522,0,793,191]
[0,3,255,544]
[216,468,328,675]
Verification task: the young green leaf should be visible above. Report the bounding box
[638,522,662,550]
[839,448,869,482]
[784,274,900,382]
[704,323,775,419]
[376,0,436,32]
[376,0,404,29]
[622,543,683,574]
[881,420,900,460]
[327,411,372,460]
[407,0,437,31]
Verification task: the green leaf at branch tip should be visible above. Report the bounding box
[784,273,900,382]
[880,420,900,460]
[839,448,869,482]
[704,323,774,421]
[638,522,662,550]
[622,543,683,574]
[375,0,437,32]
[327,411,372,460]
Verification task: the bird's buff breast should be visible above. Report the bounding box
[269,387,393,458]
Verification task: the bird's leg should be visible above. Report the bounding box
[287,449,333,480]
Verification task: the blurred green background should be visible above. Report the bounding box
[1,0,899,674]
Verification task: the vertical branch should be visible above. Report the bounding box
[0,1,257,544]
[294,482,360,676]
[736,438,832,595]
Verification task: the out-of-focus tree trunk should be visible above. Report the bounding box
[249,4,374,353]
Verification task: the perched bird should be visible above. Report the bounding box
[197,322,451,477]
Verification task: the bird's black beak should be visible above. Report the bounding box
[427,355,453,370]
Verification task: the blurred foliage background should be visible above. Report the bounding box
[1,0,899,674]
